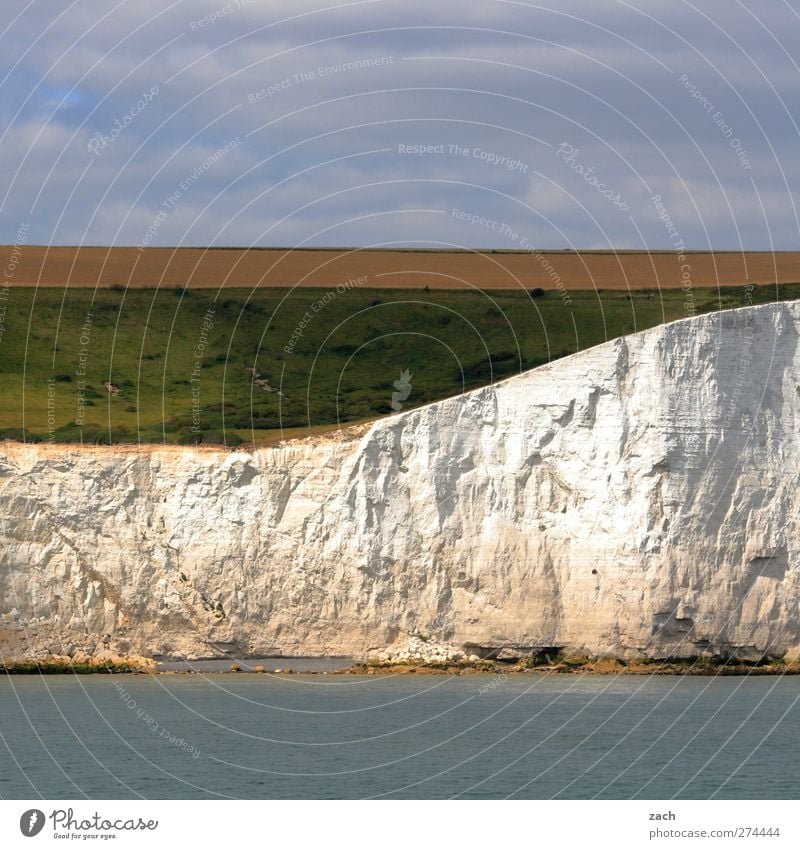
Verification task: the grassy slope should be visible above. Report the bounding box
[0,283,795,445]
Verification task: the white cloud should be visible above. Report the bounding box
[1,0,798,248]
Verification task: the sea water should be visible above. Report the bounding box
[1,673,798,799]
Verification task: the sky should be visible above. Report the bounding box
[1,0,799,250]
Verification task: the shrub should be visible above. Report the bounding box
[178,429,243,447]
[0,427,42,443]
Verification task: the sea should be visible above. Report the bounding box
[1,672,798,799]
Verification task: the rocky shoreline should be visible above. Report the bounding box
[4,634,799,677]
[1,653,155,674]
[4,658,799,676]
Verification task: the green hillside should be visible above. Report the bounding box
[0,283,793,446]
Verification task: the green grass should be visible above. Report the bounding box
[0,283,795,445]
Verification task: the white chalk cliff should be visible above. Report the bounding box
[1,302,799,662]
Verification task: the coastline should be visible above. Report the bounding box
[4,656,800,677]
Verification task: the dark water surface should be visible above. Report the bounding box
[154,657,354,673]
[1,673,798,799]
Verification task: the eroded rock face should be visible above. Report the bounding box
[1,302,799,662]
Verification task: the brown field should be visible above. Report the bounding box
[3,245,800,290]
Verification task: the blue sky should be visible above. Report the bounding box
[1,0,798,249]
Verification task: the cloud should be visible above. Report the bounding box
[1,0,798,249]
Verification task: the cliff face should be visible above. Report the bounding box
[2,302,799,662]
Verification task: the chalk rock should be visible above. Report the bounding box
[1,303,799,662]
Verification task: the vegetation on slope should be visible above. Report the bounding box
[0,282,795,445]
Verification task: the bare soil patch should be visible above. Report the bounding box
[4,246,799,290]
